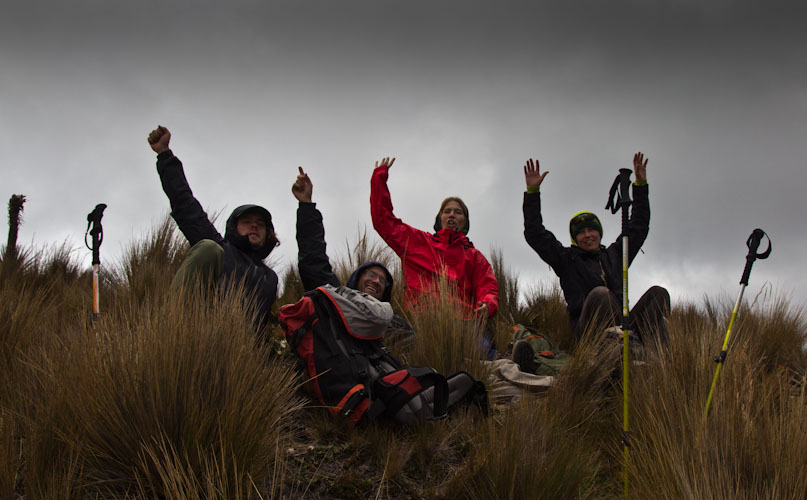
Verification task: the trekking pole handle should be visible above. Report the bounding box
[85,203,107,266]
[606,168,633,214]
[740,228,771,286]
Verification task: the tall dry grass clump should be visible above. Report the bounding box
[3,211,807,499]
[332,229,398,286]
[1,222,302,499]
[490,248,519,326]
[627,293,807,499]
[114,217,189,303]
[403,274,491,381]
[449,393,606,499]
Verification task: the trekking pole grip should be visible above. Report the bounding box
[740,228,771,285]
[606,169,633,214]
[618,168,632,204]
[85,203,107,266]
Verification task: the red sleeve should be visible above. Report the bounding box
[370,165,420,256]
[472,249,499,318]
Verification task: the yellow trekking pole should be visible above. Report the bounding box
[85,203,107,318]
[606,167,633,498]
[704,228,770,417]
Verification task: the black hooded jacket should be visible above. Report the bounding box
[522,184,650,326]
[156,149,278,329]
[296,201,413,339]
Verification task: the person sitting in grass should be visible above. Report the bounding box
[370,157,499,359]
[291,167,414,345]
[148,125,279,332]
[520,152,670,347]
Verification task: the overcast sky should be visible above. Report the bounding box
[2,0,805,310]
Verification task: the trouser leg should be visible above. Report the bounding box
[575,286,620,339]
[171,239,224,292]
[631,285,671,345]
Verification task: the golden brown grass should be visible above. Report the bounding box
[1,221,805,499]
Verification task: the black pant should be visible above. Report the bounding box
[574,285,671,345]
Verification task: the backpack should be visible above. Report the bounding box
[509,323,572,376]
[279,285,486,425]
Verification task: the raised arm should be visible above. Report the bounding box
[370,157,422,256]
[148,126,221,245]
[625,152,650,262]
[522,158,565,271]
[293,167,339,290]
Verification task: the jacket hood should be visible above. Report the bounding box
[345,261,394,302]
[224,204,277,260]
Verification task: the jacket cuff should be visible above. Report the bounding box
[634,178,647,186]
[156,149,174,161]
[526,186,541,194]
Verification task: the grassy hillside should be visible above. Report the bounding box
[1,221,805,499]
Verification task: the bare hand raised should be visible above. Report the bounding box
[292,166,313,203]
[633,152,648,181]
[523,158,548,188]
[374,157,396,170]
[147,125,171,154]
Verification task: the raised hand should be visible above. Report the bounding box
[523,158,548,188]
[147,125,171,154]
[374,157,396,170]
[292,166,313,203]
[633,152,648,181]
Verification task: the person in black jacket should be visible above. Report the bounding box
[521,153,670,344]
[291,167,414,345]
[148,125,279,332]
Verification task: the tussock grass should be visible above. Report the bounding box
[405,275,490,381]
[1,218,805,499]
[1,222,302,499]
[628,294,807,500]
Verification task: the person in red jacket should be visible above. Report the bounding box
[370,157,499,357]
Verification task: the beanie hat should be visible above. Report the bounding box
[433,197,470,234]
[569,211,602,245]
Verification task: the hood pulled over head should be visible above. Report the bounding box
[225,204,278,260]
[346,261,394,302]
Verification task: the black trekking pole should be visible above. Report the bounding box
[704,228,771,417]
[606,167,633,499]
[85,203,107,318]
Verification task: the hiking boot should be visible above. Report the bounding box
[512,340,537,374]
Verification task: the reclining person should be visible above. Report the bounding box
[148,125,279,332]
[521,152,670,345]
[292,167,414,345]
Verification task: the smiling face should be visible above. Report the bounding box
[357,265,388,300]
[236,212,268,249]
[440,201,467,232]
[574,227,601,252]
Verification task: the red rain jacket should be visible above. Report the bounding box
[370,164,499,319]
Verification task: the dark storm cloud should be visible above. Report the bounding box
[1,0,805,307]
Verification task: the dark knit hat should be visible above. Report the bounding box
[569,211,602,245]
[433,196,470,234]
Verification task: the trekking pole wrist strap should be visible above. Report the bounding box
[740,228,771,285]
